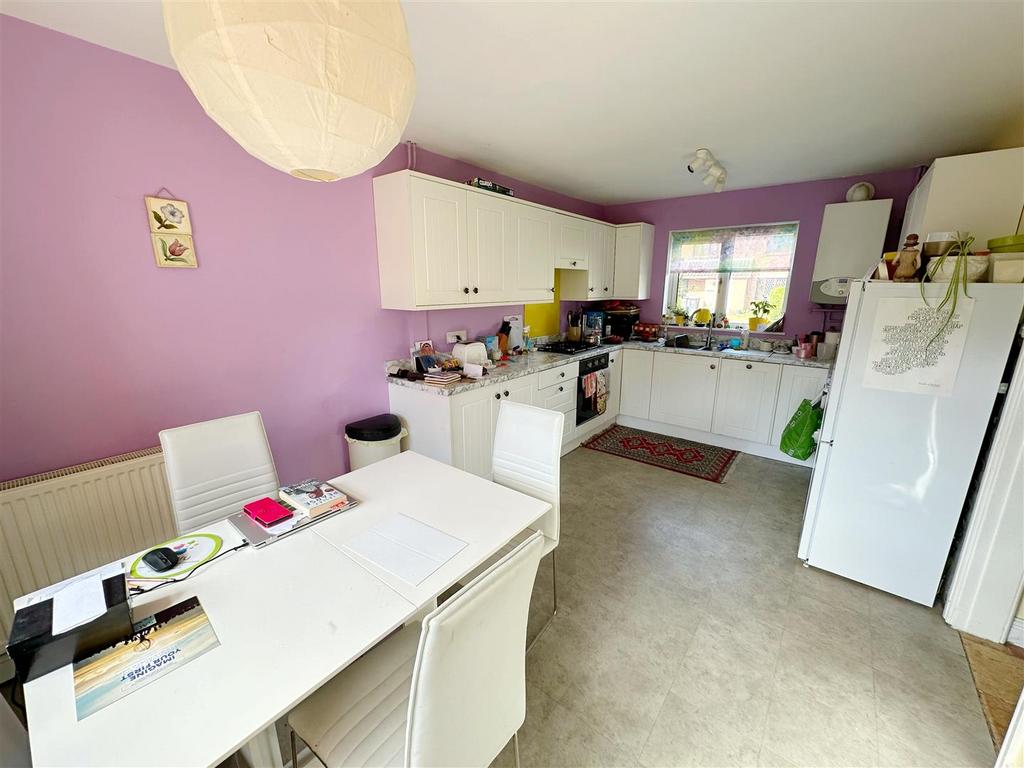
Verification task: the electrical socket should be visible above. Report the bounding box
[446,330,468,344]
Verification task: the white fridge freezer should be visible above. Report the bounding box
[798,281,1024,606]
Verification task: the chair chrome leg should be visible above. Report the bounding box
[526,551,557,656]
[290,729,298,768]
[513,731,521,768]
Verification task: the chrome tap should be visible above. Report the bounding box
[700,313,717,350]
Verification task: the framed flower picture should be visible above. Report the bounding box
[151,233,197,268]
[145,196,197,268]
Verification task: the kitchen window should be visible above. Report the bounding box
[665,222,799,330]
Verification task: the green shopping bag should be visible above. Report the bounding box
[779,398,823,460]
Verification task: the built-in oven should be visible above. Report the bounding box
[576,353,609,427]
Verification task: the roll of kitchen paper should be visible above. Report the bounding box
[825,331,841,345]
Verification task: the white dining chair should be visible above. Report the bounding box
[288,531,544,768]
[1,698,30,767]
[158,411,279,534]
[491,400,563,652]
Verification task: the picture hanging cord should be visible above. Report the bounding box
[153,187,178,200]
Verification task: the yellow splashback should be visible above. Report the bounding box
[523,271,561,337]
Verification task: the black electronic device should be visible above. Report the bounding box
[141,547,180,573]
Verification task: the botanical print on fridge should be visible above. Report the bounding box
[863,297,974,396]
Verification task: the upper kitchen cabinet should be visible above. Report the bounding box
[613,222,655,300]
[555,214,589,270]
[374,170,559,309]
[560,221,616,301]
[509,204,557,301]
[900,148,1024,248]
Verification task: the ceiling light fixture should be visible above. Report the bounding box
[686,148,727,192]
[163,0,416,182]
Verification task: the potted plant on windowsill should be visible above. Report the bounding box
[749,299,774,331]
[672,305,690,326]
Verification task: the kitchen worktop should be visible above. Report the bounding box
[620,341,833,369]
[387,339,830,397]
[387,345,618,397]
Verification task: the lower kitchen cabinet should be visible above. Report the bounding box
[649,352,719,431]
[771,365,829,447]
[619,348,654,419]
[606,349,622,418]
[711,359,782,443]
[452,373,537,478]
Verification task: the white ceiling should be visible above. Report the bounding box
[3,1,1022,204]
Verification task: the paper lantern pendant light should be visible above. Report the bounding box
[163,0,416,181]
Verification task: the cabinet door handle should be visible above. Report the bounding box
[746,363,753,370]
[558,385,564,392]
[559,372,565,377]
[494,393,501,400]
[571,261,577,266]
[710,364,716,370]
[550,287,555,293]
[473,287,479,294]
[604,287,609,291]
[503,390,510,397]
[589,287,594,293]
[463,287,470,294]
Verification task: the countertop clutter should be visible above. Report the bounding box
[387,340,829,397]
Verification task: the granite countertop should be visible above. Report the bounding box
[387,339,830,397]
[387,345,619,397]
[619,341,833,369]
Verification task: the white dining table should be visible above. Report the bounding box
[21,451,551,768]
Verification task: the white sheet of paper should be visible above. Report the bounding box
[50,560,124,634]
[15,561,123,612]
[344,514,466,585]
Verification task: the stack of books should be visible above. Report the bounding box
[279,480,350,519]
[423,371,461,387]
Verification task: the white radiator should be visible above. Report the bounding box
[0,447,176,642]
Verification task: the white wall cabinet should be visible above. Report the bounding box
[467,191,515,304]
[711,359,782,444]
[771,365,829,448]
[559,221,616,301]
[375,170,652,310]
[556,214,588,270]
[619,348,655,419]
[510,205,557,301]
[613,223,654,300]
[649,353,719,432]
[408,177,471,306]
[900,148,1024,249]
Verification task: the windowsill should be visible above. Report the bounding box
[665,324,786,337]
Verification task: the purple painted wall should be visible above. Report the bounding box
[0,15,922,484]
[0,16,600,482]
[602,169,921,335]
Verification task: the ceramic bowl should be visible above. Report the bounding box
[928,255,989,283]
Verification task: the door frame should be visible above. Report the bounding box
[943,341,1024,643]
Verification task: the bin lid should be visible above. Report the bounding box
[345,413,403,441]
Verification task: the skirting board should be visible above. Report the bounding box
[1010,618,1024,648]
[616,415,816,467]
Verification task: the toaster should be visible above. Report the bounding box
[452,342,488,367]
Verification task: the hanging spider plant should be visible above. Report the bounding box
[922,232,974,345]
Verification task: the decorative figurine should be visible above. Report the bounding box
[893,234,921,282]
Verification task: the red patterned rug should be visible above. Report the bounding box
[582,425,738,483]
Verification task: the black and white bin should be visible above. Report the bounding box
[344,413,407,470]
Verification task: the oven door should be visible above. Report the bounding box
[576,367,609,426]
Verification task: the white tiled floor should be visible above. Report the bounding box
[495,447,993,767]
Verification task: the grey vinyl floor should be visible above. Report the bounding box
[491,447,993,768]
